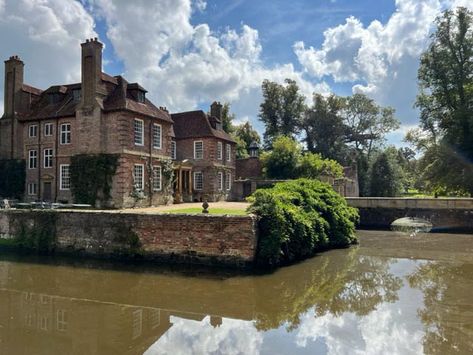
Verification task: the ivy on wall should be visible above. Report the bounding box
[161,159,174,204]
[70,154,119,207]
[0,159,25,199]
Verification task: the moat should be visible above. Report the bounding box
[0,230,472,354]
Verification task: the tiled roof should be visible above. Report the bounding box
[19,73,171,122]
[171,110,236,143]
[21,84,42,96]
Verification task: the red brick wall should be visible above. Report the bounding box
[235,158,262,179]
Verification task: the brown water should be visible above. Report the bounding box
[1,230,473,355]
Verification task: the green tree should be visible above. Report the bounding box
[297,153,344,179]
[221,103,236,134]
[369,152,400,197]
[234,121,261,158]
[259,79,306,147]
[415,7,473,194]
[261,136,302,179]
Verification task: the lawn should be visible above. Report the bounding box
[163,207,248,216]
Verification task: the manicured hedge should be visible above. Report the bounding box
[248,179,359,266]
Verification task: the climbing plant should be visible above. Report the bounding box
[161,158,174,204]
[0,159,25,199]
[70,154,119,207]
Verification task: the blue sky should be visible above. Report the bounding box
[0,0,470,146]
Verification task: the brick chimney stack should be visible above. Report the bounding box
[3,55,24,118]
[210,101,223,120]
[80,37,103,107]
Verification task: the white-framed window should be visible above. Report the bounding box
[153,166,162,191]
[151,309,160,329]
[194,171,203,190]
[133,164,144,191]
[217,141,223,160]
[28,150,37,169]
[27,183,37,195]
[44,123,53,137]
[60,164,70,190]
[217,171,223,191]
[60,123,71,144]
[134,119,144,146]
[226,171,232,191]
[226,144,231,162]
[39,315,49,331]
[171,141,176,160]
[153,123,162,149]
[43,148,53,168]
[194,141,203,160]
[56,310,67,332]
[29,124,38,138]
[132,309,143,340]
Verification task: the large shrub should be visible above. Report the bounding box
[0,159,25,199]
[248,179,359,266]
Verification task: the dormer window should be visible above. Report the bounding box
[137,91,145,103]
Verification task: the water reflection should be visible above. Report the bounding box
[0,230,472,354]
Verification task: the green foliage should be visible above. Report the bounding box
[414,7,473,195]
[248,179,359,266]
[233,121,261,158]
[233,135,250,159]
[297,152,344,179]
[369,152,401,197]
[260,136,302,179]
[70,154,119,207]
[0,159,25,199]
[221,103,236,134]
[259,79,306,147]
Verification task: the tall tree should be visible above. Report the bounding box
[415,7,473,194]
[261,136,302,179]
[234,121,261,149]
[259,79,306,147]
[221,103,236,134]
[369,152,400,197]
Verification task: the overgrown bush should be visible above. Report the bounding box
[248,179,359,266]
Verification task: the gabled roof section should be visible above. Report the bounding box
[171,110,236,143]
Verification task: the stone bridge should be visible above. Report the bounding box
[346,197,473,231]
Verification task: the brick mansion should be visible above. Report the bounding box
[0,38,237,208]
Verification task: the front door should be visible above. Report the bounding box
[43,182,52,202]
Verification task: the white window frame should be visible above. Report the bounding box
[44,123,53,137]
[194,171,203,190]
[132,309,143,340]
[134,119,144,146]
[27,183,37,196]
[43,148,53,168]
[171,141,176,160]
[133,164,145,191]
[226,171,232,191]
[29,124,38,138]
[153,123,162,149]
[60,164,70,190]
[217,141,223,160]
[56,310,67,332]
[226,144,231,162]
[28,150,37,169]
[217,171,223,191]
[152,166,162,191]
[194,141,203,160]
[60,123,71,145]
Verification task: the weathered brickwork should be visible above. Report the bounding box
[235,157,262,179]
[0,210,259,268]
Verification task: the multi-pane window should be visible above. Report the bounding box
[171,141,176,160]
[132,309,143,340]
[44,149,53,168]
[226,144,231,162]
[194,171,203,190]
[153,166,162,191]
[72,89,81,101]
[134,119,144,146]
[60,164,70,190]
[60,123,71,144]
[153,123,162,149]
[27,183,37,195]
[217,142,223,160]
[56,310,67,332]
[44,123,53,136]
[133,164,144,191]
[226,172,232,191]
[29,125,38,138]
[194,141,203,159]
[218,172,223,191]
[28,150,37,169]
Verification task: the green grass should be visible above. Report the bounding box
[163,207,248,215]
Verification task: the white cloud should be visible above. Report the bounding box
[194,0,207,12]
[144,316,263,355]
[0,0,96,116]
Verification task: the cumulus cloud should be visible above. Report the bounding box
[0,0,96,116]
[144,316,263,355]
[193,0,207,12]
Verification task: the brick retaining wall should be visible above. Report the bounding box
[0,210,258,268]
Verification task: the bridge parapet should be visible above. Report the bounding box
[346,197,473,210]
